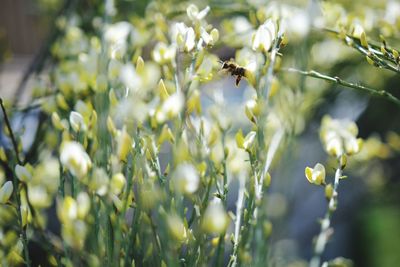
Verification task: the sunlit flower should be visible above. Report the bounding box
[104,21,131,58]
[116,127,133,162]
[186,4,210,21]
[77,192,90,219]
[110,173,126,195]
[156,92,184,123]
[202,198,229,234]
[57,196,78,223]
[200,27,219,46]
[167,214,187,242]
[15,165,32,183]
[27,185,51,208]
[62,219,87,250]
[69,111,86,132]
[152,42,176,64]
[305,163,326,185]
[120,63,142,91]
[320,116,363,157]
[236,129,257,151]
[174,23,196,52]
[60,141,92,178]
[171,163,199,194]
[89,167,109,196]
[252,19,277,52]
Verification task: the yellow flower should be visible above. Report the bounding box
[305,163,326,185]
[320,116,362,157]
[60,141,92,178]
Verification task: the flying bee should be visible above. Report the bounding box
[220,59,247,87]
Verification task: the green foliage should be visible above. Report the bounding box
[1,0,400,266]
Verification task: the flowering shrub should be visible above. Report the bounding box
[1,0,400,266]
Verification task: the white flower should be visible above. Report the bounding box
[202,198,229,234]
[28,185,51,208]
[243,131,257,150]
[104,22,132,59]
[152,42,176,64]
[286,11,310,38]
[174,23,196,52]
[104,21,131,44]
[320,116,362,157]
[305,163,326,185]
[69,111,86,132]
[156,92,184,123]
[172,163,199,194]
[186,4,210,21]
[120,63,142,91]
[200,28,219,46]
[0,181,13,204]
[252,19,277,52]
[89,167,109,196]
[60,141,92,178]
[15,165,32,183]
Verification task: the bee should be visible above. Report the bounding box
[220,59,247,87]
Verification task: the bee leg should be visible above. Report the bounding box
[235,76,242,87]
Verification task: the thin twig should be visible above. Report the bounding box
[282,68,400,108]
[1,98,22,164]
[322,28,400,74]
[309,158,343,267]
[228,172,246,267]
[0,98,31,267]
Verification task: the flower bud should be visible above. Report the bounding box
[117,127,132,162]
[77,192,90,219]
[110,173,126,195]
[158,79,170,101]
[136,56,145,73]
[0,181,13,204]
[325,183,334,200]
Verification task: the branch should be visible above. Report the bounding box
[0,98,22,164]
[323,28,400,74]
[282,68,400,108]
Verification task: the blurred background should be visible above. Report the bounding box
[1,0,400,266]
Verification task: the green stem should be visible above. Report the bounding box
[283,68,400,108]
[228,174,245,267]
[0,98,31,267]
[215,132,229,266]
[323,28,400,70]
[309,157,344,267]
